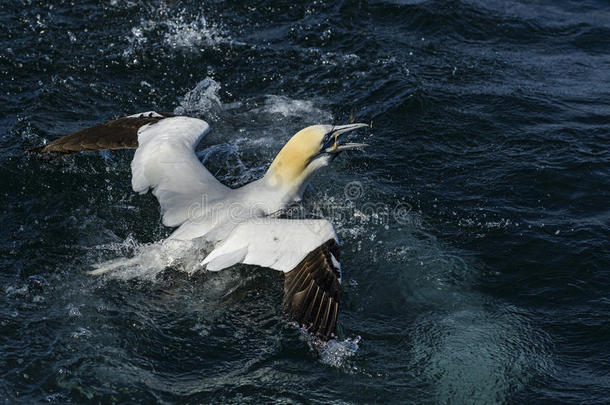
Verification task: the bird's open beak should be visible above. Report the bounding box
[323,123,369,153]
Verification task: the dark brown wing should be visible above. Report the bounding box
[31,112,174,157]
[283,239,341,341]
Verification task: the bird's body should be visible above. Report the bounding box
[35,111,368,340]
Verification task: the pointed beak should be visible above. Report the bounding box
[323,123,369,153]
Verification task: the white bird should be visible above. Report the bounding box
[34,111,369,340]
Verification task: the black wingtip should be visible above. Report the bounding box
[26,112,180,159]
[283,239,342,341]
[28,145,65,161]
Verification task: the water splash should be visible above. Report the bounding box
[317,336,362,368]
[262,95,333,120]
[122,8,228,63]
[299,327,362,369]
[163,14,225,50]
[174,77,222,117]
[89,237,208,280]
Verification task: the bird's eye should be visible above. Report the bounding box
[323,133,332,145]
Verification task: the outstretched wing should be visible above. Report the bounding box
[202,219,342,340]
[131,115,229,227]
[32,111,172,156]
[34,111,230,227]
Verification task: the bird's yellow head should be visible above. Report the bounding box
[265,123,368,193]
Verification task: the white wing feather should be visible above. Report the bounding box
[130,116,230,227]
[201,219,338,272]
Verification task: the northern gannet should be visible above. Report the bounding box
[34,111,368,340]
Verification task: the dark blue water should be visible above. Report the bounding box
[1,0,609,403]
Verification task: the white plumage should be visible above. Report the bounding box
[203,219,338,272]
[131,116,229,227]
